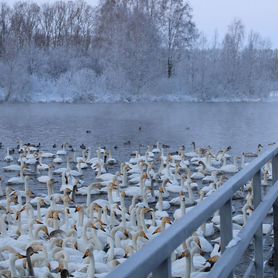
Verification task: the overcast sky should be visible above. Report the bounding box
[7,0,278,48]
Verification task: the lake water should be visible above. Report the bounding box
[0,102,276,276]
[0,102,276,160]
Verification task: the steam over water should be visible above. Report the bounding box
[0,102,276,159]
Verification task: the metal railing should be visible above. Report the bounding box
[106,146,278,278]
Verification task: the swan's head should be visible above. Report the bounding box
[162,217,172,225]
[138,230,149,240]
[16,211,21,220]
[92,222,106,232]
[165,178,172,185]
[207,255,220,266]
[82,247,94,259]
[179,191,185,198]
[75,206,83,213]
[143,208,153,215]
[177,249,190,259]
[26,246,39,257]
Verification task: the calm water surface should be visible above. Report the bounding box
[0,102,276,158]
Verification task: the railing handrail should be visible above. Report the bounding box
[206,181,278,278]
[106,146,278,278]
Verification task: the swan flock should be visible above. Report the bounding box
[0,141,274,278]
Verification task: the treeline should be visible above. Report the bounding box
[0,0,276,102]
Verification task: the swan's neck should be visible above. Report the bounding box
[48,167,53,179]
[0,181,3,196]
[123,167,128,187]
[129,196,137,213]
[140,210,148,234]
[180,197,186,215]
[17,212,22,235]
[29,221,34,240]
[121,208,127,229]
[9,254,18,277]
[92,228,103,250]
[47,182,52,199]
[151,211,156,226]
[37,201,41,220]
[187,183,194,202]
[110,208,116,229]
[190,246,199,272]
[184,251,191,277]
[114,231,123,248]
[86,185,92,207]
[139,177,145,195]
[87,254,95,277]
[120,195,126,211]
[142,188,149,208]
[107,238,114,261]
[78,209,84,227]
[132,234,139,251]
[17,191,23,207]
[130,208,137,227]
[77,162,83,174]
[242,204,248,226]
[158,192,163,211]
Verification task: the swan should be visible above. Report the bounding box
[152,142,161,153]
[220,157,239,174]
[40,151,55,158]
[53,155,63,164]
[185,142,198,158]
[7,164,26,185]
[3,159,22,171]
[107,151,117,165]
[83,246,112,276]
[38,164,54,183]
[4,147,13,162]
[244,144,263,157]
[57,144,68,155]
[155,187,170,211]
[37,153,49,171]
[191,165,205,180]
[173,193,186,220]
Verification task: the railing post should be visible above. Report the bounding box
[220,198,233,277]
[253,170,263,278]
[152,257,171,278]
[272,154,278,278]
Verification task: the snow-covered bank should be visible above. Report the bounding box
[0,74,276,104]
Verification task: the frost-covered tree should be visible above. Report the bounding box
[0,1,276,102]
[156,0,197,78]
